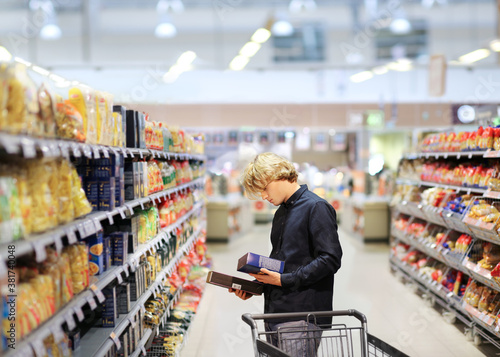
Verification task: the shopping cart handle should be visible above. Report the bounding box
[242,309,367,325]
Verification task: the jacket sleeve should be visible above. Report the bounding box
[280,201,342,289]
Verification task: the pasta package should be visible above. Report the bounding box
[68,85,97,144]
[70,162,92,218]
[65,244,87,293]
[57,159,75,224]
[40,248,62,311]
[59,251,74,304]
[55,100,85,142]
[38,82,56,138]
[0,63,9,131]
[26,160,55,233]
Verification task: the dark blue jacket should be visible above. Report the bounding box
[264,185,342,326]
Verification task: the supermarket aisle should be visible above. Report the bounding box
[181,224,489,357]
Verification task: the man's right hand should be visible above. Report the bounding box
[228,288,252,300]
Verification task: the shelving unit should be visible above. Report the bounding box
[0,131,207,357]
[391,147,500,351]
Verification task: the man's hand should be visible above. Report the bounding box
[249,268,282,286]
[228,288,253,300]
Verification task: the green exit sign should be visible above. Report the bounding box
[364,110,385,128]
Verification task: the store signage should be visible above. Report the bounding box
[452,103,499,125]
[364,110,385,128]
[428,54,447,97]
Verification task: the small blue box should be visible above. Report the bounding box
[237,252,285,274]
[98,177,116,211]
[111,232,128,266]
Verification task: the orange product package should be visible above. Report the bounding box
[55,100,86,142]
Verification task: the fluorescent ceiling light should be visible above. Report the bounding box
[251,28,271,43]
[390,18,411,34]
[289,0,317,13]
[386,61,413,71]
[40,23,61,40]
[272,20,294,37]
[372,66,388,75]
[229,55,249,71]
[14,57,32,66]
[490,40,500,52]
[155,22,177,38]
[32,65,50,76]
[0,46,12,61]
[177,51,196,66]
[239,42,261,57]
[350,71,373,83]
[458,49,490,64]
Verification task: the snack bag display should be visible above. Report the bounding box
[59,251,74,304]
[55,100,85,142]
[40,248,63,311]
[26,159,55,233]
[65,244,89,292]
[70,162,92,218]
[57,159,75,224]
[38,82,56,138]
[68,85,97,144]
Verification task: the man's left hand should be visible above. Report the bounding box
[249,268,282,286]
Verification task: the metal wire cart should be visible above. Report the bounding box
[242,309,409,357]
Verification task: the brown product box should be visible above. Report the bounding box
[206,271,263,295]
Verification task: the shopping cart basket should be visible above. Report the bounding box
[242,309,409,357]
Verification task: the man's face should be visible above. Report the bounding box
[261,180,287,206]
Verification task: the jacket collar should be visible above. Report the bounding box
[282,184,308,208]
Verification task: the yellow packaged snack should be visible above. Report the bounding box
[64,244,86,294]
[56,159,75,224]
[38,82,56,138]
[5,65,27,134]
[30,274,55,320]
[70,162,92,218]
[112,111,121,147]
[59,251,74,304]
[55,100,86,142]
[26,160,55,233]
[40,248,62,311]
[46,159,60,228]
[0,63,9,131]
[68,85,97,144]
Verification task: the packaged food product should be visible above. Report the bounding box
[60,251,74,304]
[55,100,86,142]
[0,63,9,131]
[65,244,87,293]
[70,162,92,218]
[68,86,97,144]
[0,176,23,242]
[38,82,56,138]
[27,160,55,233]
[56,159,75,224]
[40,248,63,311]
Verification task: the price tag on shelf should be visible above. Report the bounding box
[83,145,93,158]
[65,311,77,331]
[33,242,47,262]
[21,139,36,158]
[87,296,98,310]
[90,284,106,303]
[71,144,82,157]
[85,220,97,235]
[115,271,123,284]
[54,235,63,253]
[92,146,101,159]
[123,264,129,277]
[106,212,114,225]
[30,339,47,357]
[495,324,500,333]
[66,229,78,244]
[118,207,126,219]
[76,223,86,238]
[102,148,110,158]
[128,316,137,328]
[51,323,65,343]
[139,150,144,159]
[139,200,145,210]
[59,142,70,158]
[93,218,103,232]
[125,204,134,216]
[110,331,122,350]
[74,305,85,322]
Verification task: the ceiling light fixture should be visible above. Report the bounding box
[251,28,271,44]
[372,66,388,75]
[239,42,261,57]
[0,46,12,61]
[458,48,490,64]
[289,0,317,13]
[155,0,183,38]
[350,71,373,83]
[490,39,500,52]
[229,55,249,71]
[30,0,62,40]
[163,50,196,83]
[272,12,293,37]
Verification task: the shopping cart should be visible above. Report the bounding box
[242,309,410,357]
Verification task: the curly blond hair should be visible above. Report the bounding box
[241,152,298,199]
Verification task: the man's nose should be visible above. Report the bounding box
[261,191,267,200]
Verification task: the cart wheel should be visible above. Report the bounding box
[473,332,482,346]
[442,311,456,324]
[423,294,435,307]
[464,328,474,342]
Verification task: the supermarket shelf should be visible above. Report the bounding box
[130,328,153,357]
[0,177,205,262]
[0,132,206,162]
[74,225,204,357]
[395,178,487,195]
[408,151,487,160]
[3,215,204,357]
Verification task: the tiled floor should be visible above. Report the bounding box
[180,223,495,357]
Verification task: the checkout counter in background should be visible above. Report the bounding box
[205,171,254,242]
[335,169,394,243]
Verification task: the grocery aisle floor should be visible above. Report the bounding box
[181,223,494,357]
